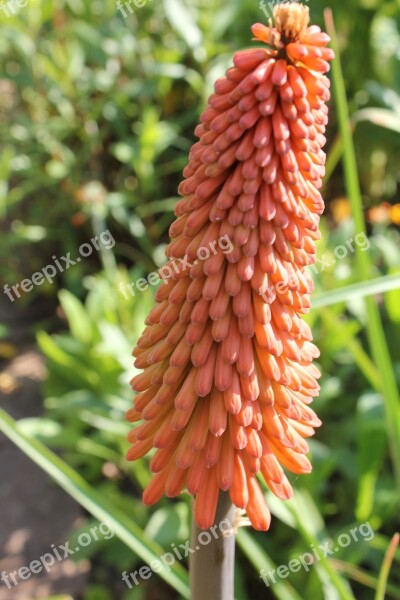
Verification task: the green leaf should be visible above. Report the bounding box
[45,159,69,179]
[356,394,387,522]
[237,529,303,600]
[318,308,380,390]
[17,417,62,439]
[163,0,203,52]
[37,331,100,388]
[83,585,113,600]
[286,490,356,600]
[145,503,190,548]
[59,289,93,344]
[312,273,400,308]
[353,108,400,133]
[385,269,400,323]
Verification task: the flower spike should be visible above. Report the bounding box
[126,2,334,531]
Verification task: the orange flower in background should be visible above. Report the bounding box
[126,3,334,531]
[367,202,400,226]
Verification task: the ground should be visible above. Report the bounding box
[0,297,88,600]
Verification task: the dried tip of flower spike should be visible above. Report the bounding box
[252,2,311,49]
[274,2,310,39]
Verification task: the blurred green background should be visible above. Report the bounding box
[0,0,400,599]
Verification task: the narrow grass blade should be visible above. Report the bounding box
[375,533,400,600]
[330,560,400,599]
[312,272,400,308]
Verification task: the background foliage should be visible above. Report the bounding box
[0,0,400,599]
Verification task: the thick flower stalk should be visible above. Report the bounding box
[126,3,334,531]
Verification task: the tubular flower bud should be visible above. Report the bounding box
[126,3,334,531]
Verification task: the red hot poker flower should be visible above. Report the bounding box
[126,3,334,531]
